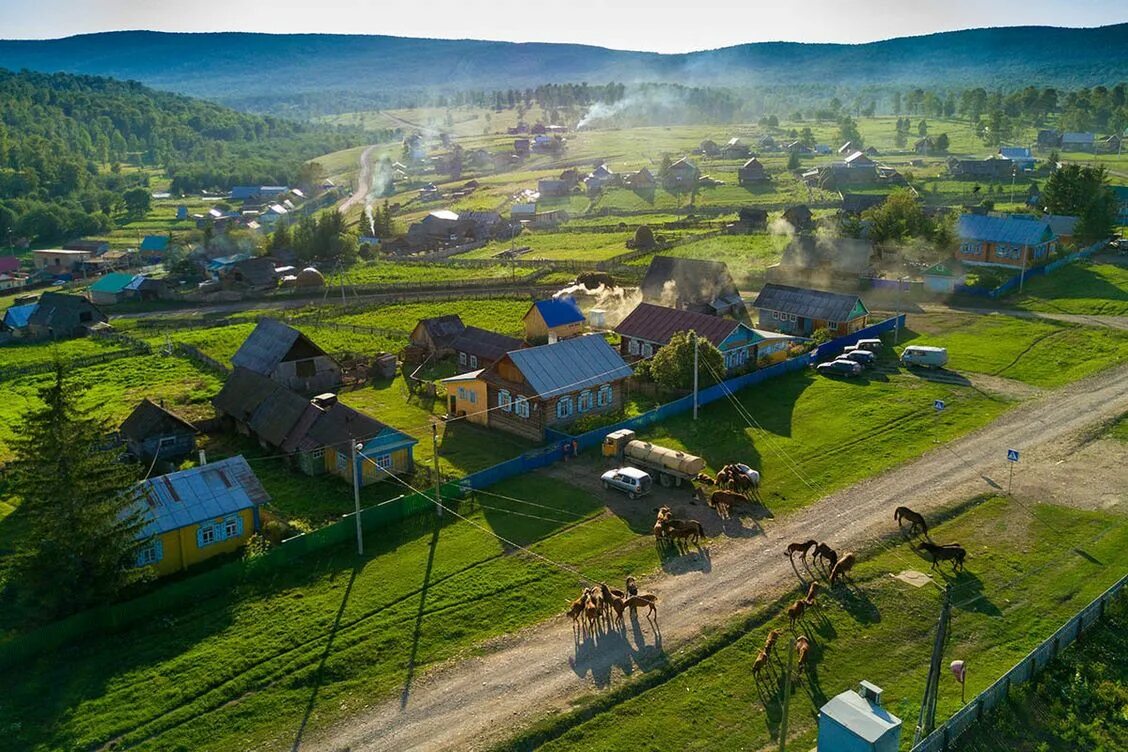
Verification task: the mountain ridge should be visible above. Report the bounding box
[1,25,1125,111]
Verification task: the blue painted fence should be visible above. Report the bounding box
[955,239,1106,299]
[459,315,906,488]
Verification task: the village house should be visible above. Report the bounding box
[0,292,107,341]
[736,207,769,231]
[124,275,174,302]
[538,178,570,197]
[699,139,720,157]
[584,163,617,193]
[32,248,93,272]
[221,256,278,291]
[624,167,656,190]
[1098,135,1121,153]
[470,335,633,441]
[410,314,466,356]
[128,455,269,577]
[782,205,815,232]
[451,326,523,370]
[640,256,743,316]
[88,272,137,306]
[406,209,463,248]
[614,302,796,373]
[956,214,1057,269]
[139,235,170,261]
[770,236,875,281]
[721,137,750,159]
[229,185,289,202]
[213,370,417,484]
[663,157,699,190]
[947,157,1015,180]
[523,297,586,343]
[840,193,888,216]
[119,398,198,465]
[510,202,537,222]
[1042,214,1080,246]
[921,259,967,295]
[1061,132,1095,152]
[738,158,769,186]
[998,146,1035,171]
[441,369,488,425]
[752,284,870,337]
[231,318,341,394]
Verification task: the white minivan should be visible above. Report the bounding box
[900,345,949,369]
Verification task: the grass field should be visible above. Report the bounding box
[1011,262,1128,316]
[954,594,1127,752]
[0,336,137,372]
[903,313,1128,389]
[329,260,537,286]
[626,233,790,283]
[514,497,1128,752]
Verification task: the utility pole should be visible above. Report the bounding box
[894,276,905,345]
[913,584,952,746]
[351,440,364,556]
[431,424,443,517]
[1018,247,1028,294]
[692,331,699,421]
[778,636,795,752]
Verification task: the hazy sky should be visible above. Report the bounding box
[1,0,1125,52]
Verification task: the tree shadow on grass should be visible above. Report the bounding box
[290,564,360,751]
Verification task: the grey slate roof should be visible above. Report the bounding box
[502,335,632,400]
[451,326,523,362]
[614,302,741,347]
[640,256,740,309]
[416,314,466,348]
[119,399,197,443]
[248,386,315,450]
[25,292,106,329]
[752,283,868,322]
[957,214,1055,246]
[1043,214,1079,238]
[231,318,329,375]
[131,455,269,539]
[212,367,277,422]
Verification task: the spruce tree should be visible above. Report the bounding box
[3,366,146,622]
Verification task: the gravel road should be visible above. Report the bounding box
[306,364,1128,752]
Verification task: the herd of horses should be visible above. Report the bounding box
[895,505,968,571]
[567,578,659,635]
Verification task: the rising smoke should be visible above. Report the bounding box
[554,282,642,327]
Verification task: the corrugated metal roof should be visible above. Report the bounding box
[532,298,585,328]
[614,302,741,347]
[140,235,170,251]
[999,147,1033,160]
[957,214,1054,246]
[131,455,269,538]
[1043,214,1079,238]
[212,368,277,422]
[89,272,135,294]
[752,284,868,322]
[451,326,522,361]
[503,335,632,399]
[231,318,307,374]
[248,387,313,448]
[3,303,37,329]
[820,689,901,743]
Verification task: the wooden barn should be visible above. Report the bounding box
[119,399,198,465]
[231,318,341,394]
[409,314,466,356]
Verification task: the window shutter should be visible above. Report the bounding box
[236,515,244,537]
[154,539,164,562]
[197,526,206,549]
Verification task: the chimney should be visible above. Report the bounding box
[858,680,883,706]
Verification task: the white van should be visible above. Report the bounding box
[900,345,949,369]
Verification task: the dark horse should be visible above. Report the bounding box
[894,506,929,537]
[918,541,966,572]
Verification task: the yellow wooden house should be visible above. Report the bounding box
[522,297,585,343]
[441,369,489,425]
[130,455,269,577]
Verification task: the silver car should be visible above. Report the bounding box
[601,467,653,499]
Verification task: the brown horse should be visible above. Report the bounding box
[804,581,821,606]
[600,583,626,623]
[919,541,967,571]
[813,542,839,572]
[566,592,587,623]
[787,599,807,627]
[695,486,744,518]
[694,472,716,486]
[785,539,818,562]
[795,635,811,673]
[752,649,771,676]
[830,552,856,585]
[894,506,929,536]
[665,517,705,545]
[764,628,781,655]
[623,593,659,619]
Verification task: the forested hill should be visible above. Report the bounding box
[0,69,368,245]
[0,25,1125,113]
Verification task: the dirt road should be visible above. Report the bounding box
[307,365,1128,752]
[338,145,378,215]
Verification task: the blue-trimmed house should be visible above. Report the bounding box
[956,214,1056,269]
[479,334,632,441]
[129,455,269,576]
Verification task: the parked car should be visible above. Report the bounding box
[855,338,883,352]
[843,349,876,367]
[900,345,949,369]
[816,359,863,377]
[601,467,653,499]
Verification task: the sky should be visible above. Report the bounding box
[1,0,1125,52]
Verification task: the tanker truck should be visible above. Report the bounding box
[602,429,705,488]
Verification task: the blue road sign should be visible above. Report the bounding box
[934,400,945,411]
[1007,449,1020,462]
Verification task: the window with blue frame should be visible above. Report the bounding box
[556,395,574,419]
[499,389,511,411]
[197,514,244,549]
[597,384,613,407]
[135,539,163,567]
[578,390,593,412]
[514,396,530,417]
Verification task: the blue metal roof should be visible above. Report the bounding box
[140,235,170,252]
[130,455,269,539]
[958,214,1054,246]
[505,335,632,399]
[999,147,1033,160]
[3,303,36,329]
[532,297,585,328]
